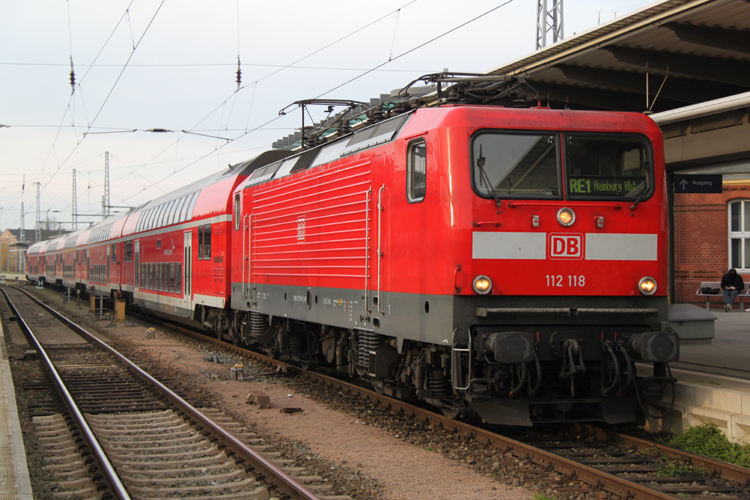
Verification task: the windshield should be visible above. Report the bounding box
[472,132,560,199]
[565,134,651,200]
[471,131,653,201]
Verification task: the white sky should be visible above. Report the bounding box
[0,0,655,232]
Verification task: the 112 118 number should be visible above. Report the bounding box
[546,275,586,287]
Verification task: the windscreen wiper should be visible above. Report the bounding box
[630,161,650,213]
[477,145,501,207]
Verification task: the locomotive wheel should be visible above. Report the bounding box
[441,406,462,419]
[264,347,279,359]
[371,379,385,395]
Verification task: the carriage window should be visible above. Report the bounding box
[169,263,176,293]
[565,133,652,200]
[176,263,182,295]
[198,226,204,260]
[152,206,162,228]
[174,197,187,223]
[158,203,169,227]
[407,139,427,203]
[164,200,174,226]
[234,193,241,231]
[186,191,200,220]
[144,208,153,230]
[204,224,212,260]
[111,244,117,264]
[149,207,158,229]
[471,132,560,199]
[180,194,193,221]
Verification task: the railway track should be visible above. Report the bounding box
[129,309,750,500]
[1,285,350,500]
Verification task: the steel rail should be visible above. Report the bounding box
[12,287,320,500]
[0,287,132,500]
[147,320,684,500]
[580,424,750,484]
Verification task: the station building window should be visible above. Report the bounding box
[729,199,750,270]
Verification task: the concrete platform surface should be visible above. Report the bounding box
[675,308,750,379]
[649,308,750,442]
[0,314,33,500]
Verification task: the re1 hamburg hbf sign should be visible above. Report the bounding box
[674,174,723,194]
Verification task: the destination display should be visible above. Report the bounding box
[568,177,641,196]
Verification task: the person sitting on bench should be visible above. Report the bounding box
[721,268,745,312]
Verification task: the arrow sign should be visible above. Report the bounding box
[674,174,723,194]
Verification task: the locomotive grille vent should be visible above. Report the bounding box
[357,331,385,370]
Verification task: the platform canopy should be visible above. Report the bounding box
[487,0,750,115]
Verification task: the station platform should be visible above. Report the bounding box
[0,312,34,499]
[647,307,750,443]
[672,308,750,379]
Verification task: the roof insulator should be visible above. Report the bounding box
[69,58,76,95]
[236,57,242,90]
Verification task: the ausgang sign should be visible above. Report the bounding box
[674,174,723,194]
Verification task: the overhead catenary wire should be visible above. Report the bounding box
[5,1,139,223]
[37,1,165,200]
[8,1,516,229]
[315,0,516,100]
[112,1,422,202]
[122,0,519,204]
[4,2,422,229]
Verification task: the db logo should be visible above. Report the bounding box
[549,233,583,259]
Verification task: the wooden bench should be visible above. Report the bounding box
[696,281,750,310]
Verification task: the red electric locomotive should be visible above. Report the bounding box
[229,103,677,425]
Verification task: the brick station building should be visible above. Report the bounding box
[674,179,750,308]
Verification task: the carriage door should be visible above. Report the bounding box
[184,231,192,311]
[134,241,140,291]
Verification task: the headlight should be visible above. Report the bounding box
[557,207,575,226]
[473,275,492,295]
[639,276,657,295]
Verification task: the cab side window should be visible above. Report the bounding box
[234,193,241,231]
[407,139,426,203]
